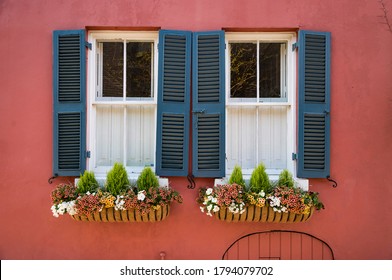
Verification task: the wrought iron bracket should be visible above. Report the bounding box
[326,176,337,188]
[187,174,196,189]
[48,174,58,184]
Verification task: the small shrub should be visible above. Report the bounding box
[277,169,294,188]
[77,170,99,194]
[229,165,245,187]
[249,163,271,193]
[105,162,130,196]
[137,167,159,191]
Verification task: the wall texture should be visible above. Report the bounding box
[0,0,391,259]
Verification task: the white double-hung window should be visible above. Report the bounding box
[225,32,296,178]
[87,31,158,177]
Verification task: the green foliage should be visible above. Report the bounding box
[137,167,159,191]
[77,171,99,194]
[249,163,271,193]
[278,169,294,188]
[105,162,130,196]
[305,191,325,211]
[229,165,245,187]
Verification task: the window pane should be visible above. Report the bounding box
[126,42,153,98]
[226,107,257,170]
[95,105,124,166]
[230,43,257,98]
[259,43,282,98]
[126,105,155,167]
[102,42,124,97]
[257,106,287,169]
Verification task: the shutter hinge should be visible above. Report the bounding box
[292,153,297,160]
[292,42,298,51]
[85,41,92,50]
[86,151,91,158]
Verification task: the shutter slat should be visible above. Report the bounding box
[53,30,86,176]
[297,30,331,178]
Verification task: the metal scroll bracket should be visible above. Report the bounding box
[187,174,196,189]
[48,174,58,184]
[326,176,337,188]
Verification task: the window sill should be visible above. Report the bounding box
[214,177,309,191]
[75,177,169,188]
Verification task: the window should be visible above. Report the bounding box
[88,32,158,177]
[53,29,330,182]
[225,33,296,178]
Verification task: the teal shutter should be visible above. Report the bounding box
[53,30,86,176]
[297,30,331,178]
[156,30,191,176]
[192,31,225,177]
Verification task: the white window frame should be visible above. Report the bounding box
[225,32,307,187]
[86,31,159,179]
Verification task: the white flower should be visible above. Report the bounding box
[66,201,77,215]
[115,195,126,210]
[137,191,146,201]
[213,205,220,212]
[268,196,281,207]
[51,205,59,218]
[207,204,213,212]
[207,212,213,217]
[205,188,213,195]
[259,190,265,197]
[200,206,205,213]
[211,197,217,203]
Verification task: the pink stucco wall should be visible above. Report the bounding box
[0,0,391,260]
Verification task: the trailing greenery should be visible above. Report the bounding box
[137,167,159,191]
[105,162,130,196]
[229,165,245,187]
[249,163,271,193]
[278,169,294,188]
[77,170,99,194]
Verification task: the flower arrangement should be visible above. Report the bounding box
[197,164,324,222]
[50,163,182,221]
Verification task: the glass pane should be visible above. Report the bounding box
[126,105,155,167]
[126,42,153,98]
[102,42,124,98]
[259,43,282,98]
[226,107,257,170]
[230,43,257,98]
[257,106,287,169]
[95,105,124,166]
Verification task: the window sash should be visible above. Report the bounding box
[227,39,288,103]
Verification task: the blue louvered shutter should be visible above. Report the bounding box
[156,30,191,176]
[53,30,86,176]
[192,31,225,177]
[297,30,331,178]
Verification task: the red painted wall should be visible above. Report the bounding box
[1,0,391,260]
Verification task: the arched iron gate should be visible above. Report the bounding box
[222,230,334,260]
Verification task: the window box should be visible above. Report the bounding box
[50,164,182,223]
[213,205,314,223]
[198,167,323,223]
[71,204,170,223]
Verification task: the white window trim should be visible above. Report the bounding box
[86,31,159,179]
[224,32,308,189]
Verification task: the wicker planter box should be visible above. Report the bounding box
[214,205,314,223]
[71,205,170,222]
